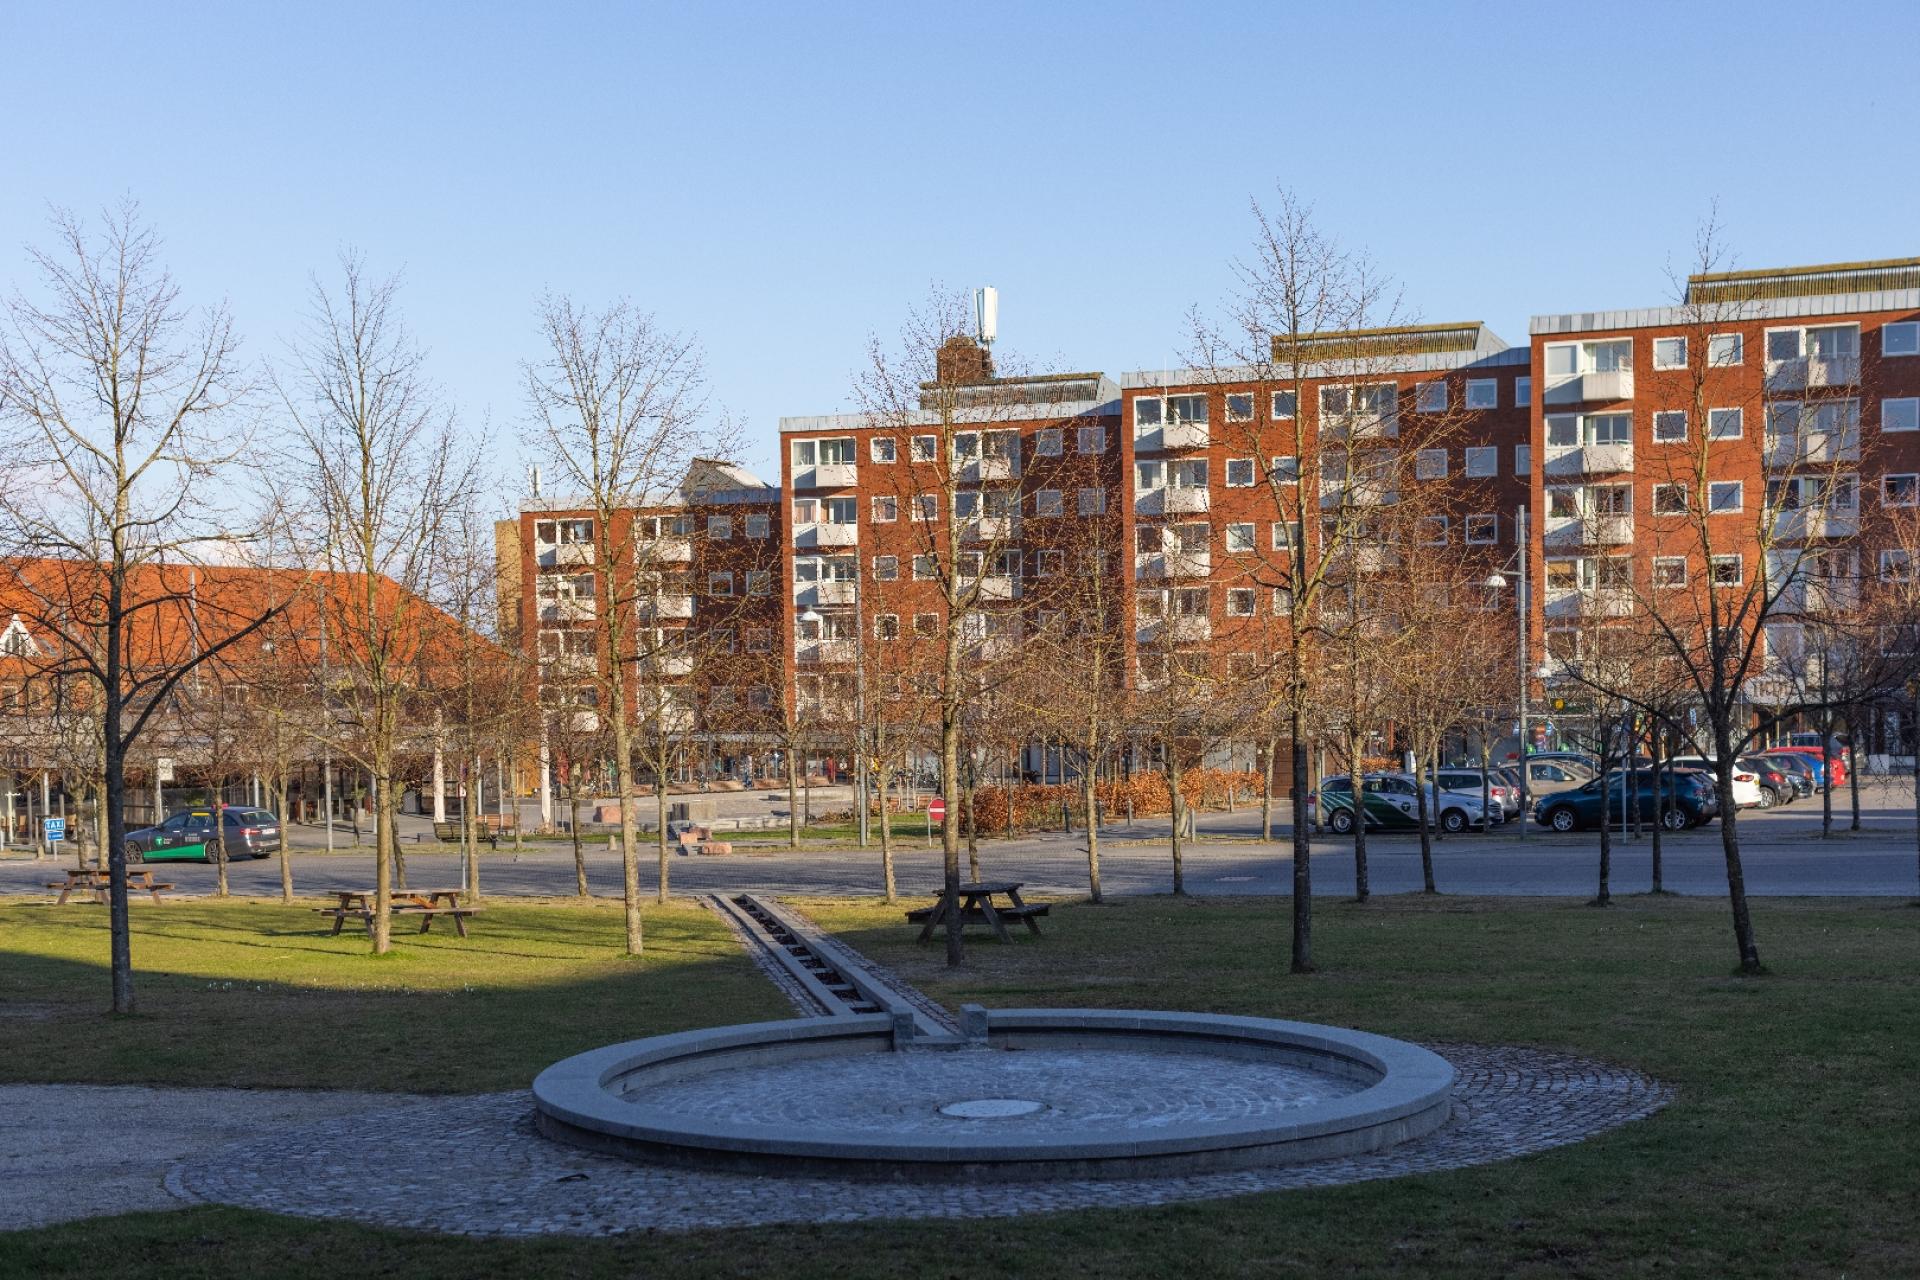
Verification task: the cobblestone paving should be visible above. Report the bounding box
[176,1043,1672,1236]
[629,1044,1361,1135]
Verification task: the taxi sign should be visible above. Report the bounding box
[42,816,66,843]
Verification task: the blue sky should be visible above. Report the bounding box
[5,1,1917,487]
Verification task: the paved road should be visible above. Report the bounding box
[5,788,1917,899]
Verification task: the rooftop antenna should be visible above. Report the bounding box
[529,464,543,498]
[973,286,998,347]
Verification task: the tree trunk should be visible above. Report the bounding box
[877,763,896,903]
[1716,745,1762,972]
[212,776,230,898]
[371,763,393,955]
[1413,738,1434,893]
[276,772,293,904]
[1820,706,1834,838]
[1166,759,1185,896]
[1289,710,1312,974]
[463,756,480,902]
[786,748,800,848]
[104,697,133,1013]
[655,757,670,905]
[1649,721,1665,894]
[1348,729,1368,903]
[608,700,643,955]
[569,779,588,896]
[1260,737,1275,842]
[940,699,963,970]
[1846,724,1860,833]
[964,755,980,883]
[1083,730,1103,904]
[1421,739,1439,894]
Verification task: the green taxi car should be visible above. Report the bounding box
[1317,773,1494,835]
[124,807,281,863]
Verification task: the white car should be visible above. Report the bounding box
[1668,757,1764,808]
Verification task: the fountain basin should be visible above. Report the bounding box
[533,1010,1454,1181]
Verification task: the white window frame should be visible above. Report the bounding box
[1885,321,1920,358]
[875,613,900,641]
[1033,489,1064,517]
[1271,389,1297,419]
[1465,513,1497,545]
[911,555,936,580]
[1515,376,1532,407]
[910,434,937,462]
[744,513,770,539]
[1224,587,1256,617]
[1415,448,1447,480]
[1652,410,1687,443]
[1224,392,1254,422]
[1419,515,1449,546]
[1464,446,1496,478]
[872,555,899,580]
[1515,444,1531,476]
[1652,335,1688,370]
[1033,428,1063,457]
[1271,521,1302,553]
[871,495,897,523]
[1269,455,1299,484]
[1132,396,1163,431]
[1707,480,1743,514]
[1884,473,1920,507]
[1077,487,1106,516]
[746,570,771,596]
[1224,457,1256,487]
[1224,522,1255,553]
[1077,425,1106,454]
[869,436,897,464]
[1707,407,1743,441]
[1652,557,1688,588]
[707,571,734,596]
[706,515,731,540]
[1707,333,1744,367]
[1415,381,1447,413]
[912,494,937,522]
[1881,550,1913,583]
[1883,397,1920,433]
[1710,554,1743,588]
[1466,379,1498,410]
[1652,483,1689,516]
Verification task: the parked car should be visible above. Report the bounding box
[1532,770,1717,832]
[1432,767,1521,819]
[1667,757,1766,809]
[1763,745,1846,790]
[1738,755,1797,808]
[1761,751,1818,798]
[1318,773,1495,835]
[1519,751,1601,774]
[124,807,281,863]
[1512,757,1597,803]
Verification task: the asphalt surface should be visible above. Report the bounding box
[4,788,1917,900]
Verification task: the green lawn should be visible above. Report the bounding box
[1,894,1916,1278]
[0,898,789,1093]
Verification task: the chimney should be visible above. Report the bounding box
[935,335,994,386]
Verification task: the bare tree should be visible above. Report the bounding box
[522,295,712,953]
[0,205,275,1012]
[279,253,474,955]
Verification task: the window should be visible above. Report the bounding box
[1708,481,1743,513]
[1270,455,1299,484]
[1034,428,1063,457]
[1653,410,1687,443]
[747,627,772,654]
[705,516,731,540]
[1886,322,1920,358]
[1030,488,1062,517]
[1225,588,1256,617]
[1466,379,1498,410]
[1653,484,1688,515]
[950,432,979,464]
[1652,557,1688,588]
[1415,449,1447,480]
[790,497,817,525]
[912,494,937,522]
[744,514,770,539]
[1225,523,1255,552]
[1886,474,1919,507]
[1077,425,1106,454]
[1225,458,1256,487]
[1885,398,1920,433]
[1035,550,1063,577]
[1133,397,1162,429]
[910,434,937,462]
[746,570,771,596]
[954,490,980,519]
[865,495,895,524]
[1515,444,1531,476]
[873,555,899,580]
[1416,381,1447,413]
[1546,413,1629,448]
[1544,337,1632,376]
[1881,550,1913,583]
[1515,376,1532,406]
[913,613,940,638]
[1708,407,1743,440]
[1710,555,1743,587]
[867,436,896,464]
[1419,516,1449,545]
[875,614,900,641]
[791,438,817,467]
[1652,336,1688,369]
[911,555,935,580]
[1167,394,1207,425]
[1707,333,1744,366]
[1169,459,1208,489]
[1225,393,1254,422]
[1466,513,1497,545]
[1135,459,1164,491]
[1271,521,1302,552]
[1077,487,1106,515]
[1271,389,1297,418]
[708,571,734,596]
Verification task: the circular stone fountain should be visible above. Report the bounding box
[533,1009,1455,1181]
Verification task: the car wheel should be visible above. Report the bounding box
[1755,787,1774,810]
[1328,808,1354,835]
[1441,808,1468,834]
[124,842,144,864]
[1660,808,1688,831]
[1549,807,1577,833]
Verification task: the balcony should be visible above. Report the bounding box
[538,598,598,623]
[1765,354,1860,392]
[1320,411,1398,441]
[637,537,692,564]
[1771,507,1858,541]
[566,710,600,733]
[1134,487,1210,516]
[650,654,695,678]
[957,455,1021,483]
[536,542,595,568]
[1543,588,1632,620]
[1543,369,1635,406]
[797,638,856,665]
[1765,434,1859,469]
[793,579,857,607]
[794,521,858,548]
[1543,444,1634,476]
[1546,516,1633,546]
[1779,579,1860,615]
[966,575,1021,602]
[1135,549,1211,580]
[963,516,1020,542]
[1135,421,1211,453]
[791,462,858,490]
[975,636,1019,661]
[635,594,694,621]
[1135,615,1213,645]
[1319,483,1398,509]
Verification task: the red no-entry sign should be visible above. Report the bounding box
[927,797,947,823]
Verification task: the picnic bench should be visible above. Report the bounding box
[431,814,518,844]
[907,881,1048,944]
[314,889,483,938]
[47,866,174,905]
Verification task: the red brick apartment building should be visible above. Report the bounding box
[1528,257,1920,753]
[500,458,783,820]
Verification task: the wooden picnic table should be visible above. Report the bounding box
[48,866,173,906]
[316,888,481,937]
[907,881,1048,944]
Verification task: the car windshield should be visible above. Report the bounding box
[224,809,277,825]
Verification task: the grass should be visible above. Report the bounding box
[0,898,789,1093]
[1,894,1916,1277]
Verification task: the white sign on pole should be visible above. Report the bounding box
[157,757,175,783]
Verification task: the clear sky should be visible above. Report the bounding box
[5,1,1918,489]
